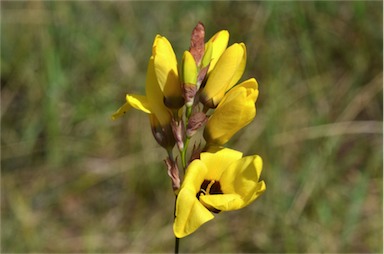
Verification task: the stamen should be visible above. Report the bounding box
[206,180,215,194]
[196,179,223,199]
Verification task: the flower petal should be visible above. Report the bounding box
[202,30,229,71]
[204,82,257,145]
[173,188,214,238]
[153,35,183,109]
[126,94,151,114]
[112,93,153,120]
[200,148,243,180]
[174,157,213,238]
[145,56,172,127]
[218,155,266,210]
[182,159,208,192]
[181,50,198,85]
[234,78,259,101]
[200,193,244,211]
[226,43,247,91]
[201,43,246,107]
[111,101,132,120]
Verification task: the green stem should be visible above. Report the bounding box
[180,105,192,170]
[175,236,180,254]
[181,137,190,170]
[186,105,192,119]
[174,193,180,254]
[174,105,193,253]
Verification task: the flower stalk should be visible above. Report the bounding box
[112,22,265,252]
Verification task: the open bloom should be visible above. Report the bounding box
[112,35,183,149]
[204,78,259,145]
[200,42,247,108]
[173,147,266,238]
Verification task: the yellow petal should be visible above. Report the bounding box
[173,158,214,238]
[218,155,265,210]
[201,30,229,71]
[201,181,265,212]
[181,50,198,85]
[226,43,247,91]
[237,77,258,90]
[201,43,246,107]
[111,101,131,120]
[173,187,214,238]
[126,94,151,114]
[145,56,172,127]
[201,40,213,69]
[153,35,183,109]
[200,148,243,180]
[249,180,266,203]
[182,159,208,193]
[200,193,244,211]
[112,93,153,120]
[204,84,256,145]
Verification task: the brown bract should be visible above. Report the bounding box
[164,157,180,192]
[189,22,205,66]
[182,83,197,105]
[171,119,185,150]
[187,111,208,137]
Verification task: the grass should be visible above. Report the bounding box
[1,1,383,253]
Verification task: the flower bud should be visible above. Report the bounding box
[189,22,205,66]
[181,51,198,107]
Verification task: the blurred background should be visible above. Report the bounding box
[1,1,383,253]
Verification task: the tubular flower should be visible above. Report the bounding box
[112,35,183,149]
[112,57,171,124]
[173,147,266,238]
[204,78,259,145]
[200,43,247,108]
[152,35,184,110]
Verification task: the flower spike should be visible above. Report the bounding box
[112,22,265,245]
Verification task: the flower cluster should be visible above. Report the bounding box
[112,22,265,239]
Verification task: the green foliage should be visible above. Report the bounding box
[2,1,382,252]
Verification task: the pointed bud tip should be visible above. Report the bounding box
[190,22,206,65]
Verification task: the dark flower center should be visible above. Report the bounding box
[196,179,223,213]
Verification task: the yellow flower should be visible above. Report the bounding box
[112,35,182,149]
[112,36,180,122]
[200,43,247,108]
[173,147,266,238]
[112,57,171,126]
[204,78,259,145]
[152,35,184,110]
